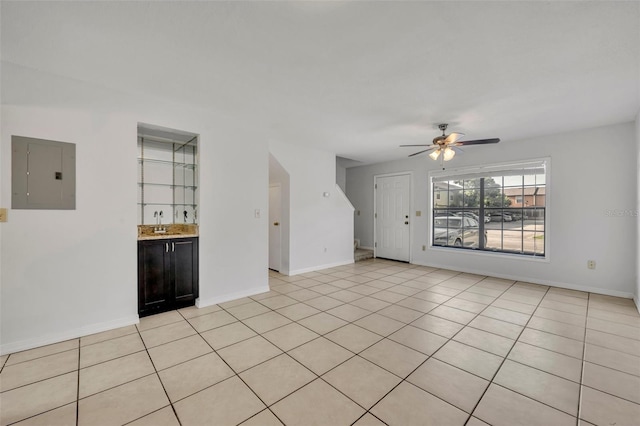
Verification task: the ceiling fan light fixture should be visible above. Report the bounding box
[443,147,455,161]
[400,123,499,161]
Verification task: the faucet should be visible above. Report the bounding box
[152,211,167,233]
[184,210,188,223]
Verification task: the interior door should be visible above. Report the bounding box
[375,174,411,262]
[269,185,282,271]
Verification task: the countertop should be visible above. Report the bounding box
[138,224,199,241]
[138,232,199,241]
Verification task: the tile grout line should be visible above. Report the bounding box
[5,260,639,425]
[214,289,401,420]
[176,307,290,426]
[134,320,183,426]
[76,339,81,426]
[266,262,636,421]
[401,278,526,424]
[219,268,473,422]
[576,293,591,425]
[209,268,636,424]
[0,354,8,374]
[328,276,525,425]
[465,285,553,424]
[77,306,636,426]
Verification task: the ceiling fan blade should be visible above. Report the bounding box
[400,144,432,147]
[408,148,435,157]
[454,138,500,146]
[444,132,465,143]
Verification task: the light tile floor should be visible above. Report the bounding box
[2,259,640,426]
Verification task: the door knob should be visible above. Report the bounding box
[274,222,280,226]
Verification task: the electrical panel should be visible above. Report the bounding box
[12,136,76,210]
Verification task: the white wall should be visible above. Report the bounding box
[347,122,637,298]
[270,141,354,275]
[336,158,348,193]
[0,63,268,354]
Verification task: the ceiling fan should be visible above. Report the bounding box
[400,123,500,162]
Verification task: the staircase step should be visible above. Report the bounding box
[355,249,374,262]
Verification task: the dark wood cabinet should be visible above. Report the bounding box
[138,237,198,317]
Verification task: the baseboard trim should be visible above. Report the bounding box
[288,259,354,276]
[196,285,271,308]
[358,246,374,251]
[412,260,636,300]
[1,315,139,356]
[634,294,640,314]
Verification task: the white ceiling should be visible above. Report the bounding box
[2,1,639,165]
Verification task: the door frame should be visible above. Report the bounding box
[269,183,282,272]
[373,172,413,263]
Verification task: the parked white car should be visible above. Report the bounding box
[433,216,486,248]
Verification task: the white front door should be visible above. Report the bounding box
[269,184,282,271]
[375,174,411,262]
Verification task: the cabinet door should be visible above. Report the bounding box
[172,237,199,305]
[138,240,171,316]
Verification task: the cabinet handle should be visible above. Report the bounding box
[172,242,175,252]
[165,243,169,252]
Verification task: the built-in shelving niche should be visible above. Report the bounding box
[137,123,199,225]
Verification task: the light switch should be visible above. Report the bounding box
[254,209,261,218]
[0,208,7,222]
[416,211,422,217]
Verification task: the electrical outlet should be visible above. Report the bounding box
[0,208,6,222]
[587,260,596,270]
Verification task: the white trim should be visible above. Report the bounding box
[335,184,355,211]
[634,294,640,315]
[358,246,374,251]
[373,171,413,262]
[427,245,549,263]
[429,158,549,180]
[288,259,354,276]
[413,259,635,299]
[196,285,270,308]
[0,315,140,356]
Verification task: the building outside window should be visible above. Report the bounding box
[431,160,547,257]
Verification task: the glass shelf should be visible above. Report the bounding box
[137,157,197,169]
[138,203,197,207]
[137,182,197,190]
[138,133,198,225]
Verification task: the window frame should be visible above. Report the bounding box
[428,158,550,261]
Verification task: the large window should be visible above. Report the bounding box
[431,161,547,257]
